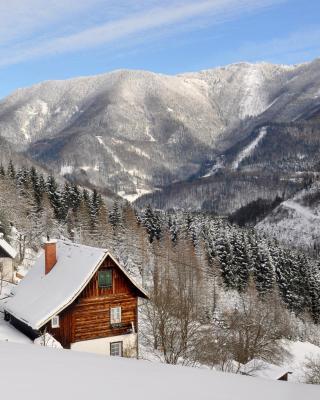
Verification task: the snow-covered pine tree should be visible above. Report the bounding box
[109,200,122,231]
[46,175,65,220]
[142,204,162,243]
[254,243,275,295]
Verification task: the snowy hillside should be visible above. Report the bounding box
[256,181,320,252]
[1,341,320,400]
[0,59,320,201]
[137,114,320,216]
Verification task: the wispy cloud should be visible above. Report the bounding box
[0,0,284,67]
[233,27,320,63]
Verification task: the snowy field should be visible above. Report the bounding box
[1,277,320,398]
[282,340,320,382]
[1,341,320,400]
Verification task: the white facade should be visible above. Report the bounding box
[0,257,14,282]
[71,333,137,357]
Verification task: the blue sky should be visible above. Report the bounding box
[0,0,319,99]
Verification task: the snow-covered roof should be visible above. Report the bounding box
[0,236,17,259]
[5,240,148,330]
[240,359,291,380]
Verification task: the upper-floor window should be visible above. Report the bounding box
[98,269,112,289]
[110,306,121,324]
[51,315,60,328]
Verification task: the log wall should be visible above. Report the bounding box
[46,256,138,348]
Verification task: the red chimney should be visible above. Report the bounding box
[44,240,57,275]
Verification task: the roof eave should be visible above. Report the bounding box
[36,250,149,329]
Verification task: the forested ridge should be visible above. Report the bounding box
[1,161,320,367]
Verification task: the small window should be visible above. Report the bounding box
[51,316,59,328]
[110,341,123,357]
[110,306,121,324]
[98,269,112,288]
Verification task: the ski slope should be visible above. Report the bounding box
[232,127,267,170]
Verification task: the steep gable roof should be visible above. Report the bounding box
[5,240,148,330]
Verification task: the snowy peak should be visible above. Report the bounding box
[0,59,319,201]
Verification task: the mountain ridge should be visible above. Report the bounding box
[0,58,319,210]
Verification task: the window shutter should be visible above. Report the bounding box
[98,269,112,288]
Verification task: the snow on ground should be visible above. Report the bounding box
[282,340,320,383]
[60,164,74,175]
[0,280,14,305]
[239,67,269,118]
[1,341,320,400]
[202,158,224,178]
[127,144,151,159]
[145,125,156,142]
[119,188,153,202]
[0,282,32,344]
[256,184,320,249]
[96,136,126,169]
[34,333,63,348]
[282,200,320,221]
[0,318,32,344]
[232,127,267,170]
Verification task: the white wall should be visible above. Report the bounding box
[71,333,137,357]
[0,258,13,282]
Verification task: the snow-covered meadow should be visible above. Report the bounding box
[1,341,320,400]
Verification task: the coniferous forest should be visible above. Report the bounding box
[1,161,320,367]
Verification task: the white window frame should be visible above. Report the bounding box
[110,341,123,357]
[51,315,60,328]
[110,306,121,324]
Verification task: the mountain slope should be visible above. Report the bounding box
[136,119,320,213]
[256,180,320,254]
[1,60,320,200]
[0,59,320,205]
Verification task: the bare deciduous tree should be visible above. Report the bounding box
[141,234,205,365]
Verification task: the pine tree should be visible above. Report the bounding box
[0,164,5,177]
[143,205,162,243]
[69,184,82,212]
[28,166,42,210]
[254,243,274,295]
[7,160,15,180]
[46,175,65,220]
[168,215,179,244]
[109,201,122,230]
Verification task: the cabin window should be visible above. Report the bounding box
[51,315,60,328]
[98,269,112,289]
[110,306,121,324]
[110,341,123,357]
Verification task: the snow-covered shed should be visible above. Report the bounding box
[240,359,292,381]
[5,240,148,357]
[0,233,17,282]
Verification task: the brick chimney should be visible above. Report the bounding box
[44,239,57,275]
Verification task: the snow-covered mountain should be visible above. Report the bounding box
[1,59,320,200]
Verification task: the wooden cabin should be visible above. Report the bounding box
[5,240,148,357]
[0,233,17,283]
